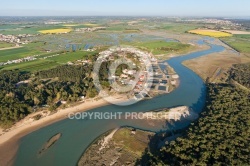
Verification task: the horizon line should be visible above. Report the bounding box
[0,15,250,18]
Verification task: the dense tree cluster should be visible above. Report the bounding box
[0,70,32,127]
[140,84,250,165]
[98,60,132,88]
[0,51,137,128]
[0,65,99,128]
[139,64,250,166]
[98,61,111,88]
[228,63,250,88]
[37,65,91,82]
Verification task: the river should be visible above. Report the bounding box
[13,40,225,166]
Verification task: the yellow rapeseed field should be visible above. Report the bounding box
[63,24,78,27]
[189,29,232,37]
[39,28,72,34]
[84,23,99,27]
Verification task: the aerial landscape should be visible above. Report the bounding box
[0,0,249,166]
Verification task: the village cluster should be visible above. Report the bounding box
[181,18,242,30]
[75,27,106,32]
[0,55,39,66]
[0,34,31,46]
[98,47,179,99]
[0,53,62,66]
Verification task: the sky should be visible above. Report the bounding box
[0,0,250,17]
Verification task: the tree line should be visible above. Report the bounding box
[0,64,99,128]
[228,63,250,88]
[0,51,132,128]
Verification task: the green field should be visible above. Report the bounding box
[221,34,250,53]
[0,23,106,35]
[0,47,41,62]
[83,23,100,27]
[48,51,95,63]
[0,41,58,62]
[156,23,203,33]
[0,24,22,30]
[132,40,191,55]
[0,42,15,49]
[2,59,59,71]
[1,50,96,72]
[123,29,141,33]
[0,24,70,35]
[106,25,126,31]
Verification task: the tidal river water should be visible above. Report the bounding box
[14,40,225,166]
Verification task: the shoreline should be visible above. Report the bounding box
[0,98,110,166]
[0,50,180,165]
[0,96,188,165]
[0,37,212,165]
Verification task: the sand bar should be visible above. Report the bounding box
[0,98,109,166]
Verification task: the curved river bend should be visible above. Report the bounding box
[14,41,225,166]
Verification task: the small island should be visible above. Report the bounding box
[39,133,62,155]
